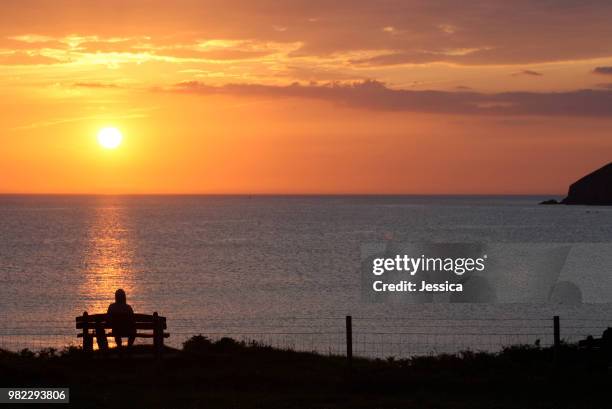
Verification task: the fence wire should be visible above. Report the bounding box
[1,316,610,358]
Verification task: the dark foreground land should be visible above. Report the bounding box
[1,337,611,409]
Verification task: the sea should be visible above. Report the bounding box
[1,195,612,357]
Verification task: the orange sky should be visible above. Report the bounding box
[2,1,612,194]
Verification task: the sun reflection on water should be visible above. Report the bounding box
[79,198,136,314]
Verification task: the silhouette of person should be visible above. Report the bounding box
[107,289,136,349]
[602,327,612,365]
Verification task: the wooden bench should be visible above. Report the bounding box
[579,328,612,351]
[76,311,169,355]
[578,335,603,350]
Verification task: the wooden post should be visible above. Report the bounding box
[554,316,560,348]
[553,315,560,367]
[346,315,353,368]
[82,311,93,353]
[153,312,163,357]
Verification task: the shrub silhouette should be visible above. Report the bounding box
[182,334,213,355]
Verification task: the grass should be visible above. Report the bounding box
[1,337,611,408]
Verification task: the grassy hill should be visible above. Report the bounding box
[1,336,610,408]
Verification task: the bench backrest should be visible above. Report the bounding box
[76,313,167,330]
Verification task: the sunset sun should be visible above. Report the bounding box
[97,127,123,149]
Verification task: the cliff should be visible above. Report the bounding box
[561,162,612,205]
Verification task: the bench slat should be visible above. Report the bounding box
[76,313,166,323]
[76,322,167,330]
[77,332,170,339]
[76,313,166,330]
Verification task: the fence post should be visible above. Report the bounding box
[553,315,560,348]
[346,315,353,368]
[553,315,560,367]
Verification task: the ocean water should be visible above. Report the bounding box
[1,195,612,356]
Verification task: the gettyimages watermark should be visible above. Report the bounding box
[361,242,612,304]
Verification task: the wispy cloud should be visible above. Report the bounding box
[73,82,123,89]
[12,108,156,130]
[171,80,612,117]
[593,66,612,75]
[3,1,612,66]
[0,51,63,65]
[512,70,543,77]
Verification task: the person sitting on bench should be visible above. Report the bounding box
[107,289,136,348]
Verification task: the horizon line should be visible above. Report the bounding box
[0,192,565,197]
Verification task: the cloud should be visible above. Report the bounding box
[158,48,273,60]
[76,38,148,53]
[596,83,612,89]
[593,66,612,75]
[0,52,63,65]
[0,36,67,50]
[73,82,122,89]
[279,65,361,82]
[3,1,612,66]
[512,70,543,76]
[12,107,157,130]
[349,48,491,66]
[171,79,612,117]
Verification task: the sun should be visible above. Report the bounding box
[97,127,123,149]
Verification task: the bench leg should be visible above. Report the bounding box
[95,324,108,351]
[153,312,164,358]
[83,332,93,354]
